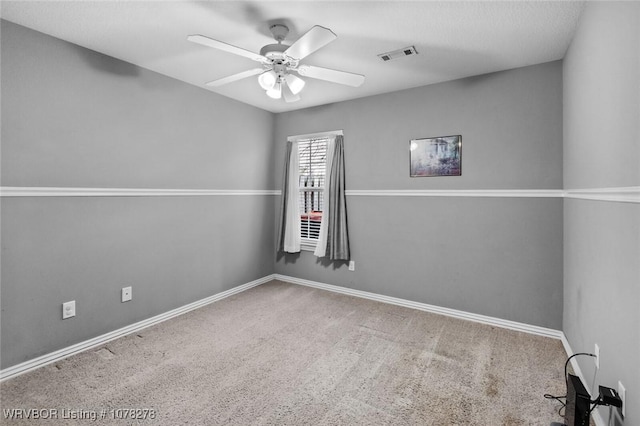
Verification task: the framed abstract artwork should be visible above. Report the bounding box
[410,135,461,177]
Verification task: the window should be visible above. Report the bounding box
[298,137,328,244]
[281,130,347,257]
[286,130,342,252]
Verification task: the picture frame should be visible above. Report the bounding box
[410,135,461,177]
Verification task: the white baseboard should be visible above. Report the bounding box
[1,273,564,382]
[0,275,273,382]
[4,272,604,426]
[274,274,564,339]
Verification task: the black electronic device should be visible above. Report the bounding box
[565,374,591,426]
[598,385,622,408]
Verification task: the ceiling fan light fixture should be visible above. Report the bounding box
[266,79,282,99]
[258,70,277,90]
[285,73,306,95]
[258,70,278,90]
[282,81,301,103]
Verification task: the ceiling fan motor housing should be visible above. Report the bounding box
[259,43,289,61]
[260,24,294,62]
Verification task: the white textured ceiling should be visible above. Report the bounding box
[1,1,584,113]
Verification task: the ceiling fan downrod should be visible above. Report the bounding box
[259,24,291,61]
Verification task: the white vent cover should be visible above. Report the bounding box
[378,46,418,62]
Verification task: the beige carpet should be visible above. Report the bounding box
[1,280,568,425]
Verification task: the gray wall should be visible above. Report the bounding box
[274,61,564,329]
[1,21,276,368]
[563,2,639,425]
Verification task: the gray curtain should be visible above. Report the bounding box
[325,135,350,260]
[277,141,293,252]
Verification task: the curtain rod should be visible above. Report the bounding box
[287,130,343,141]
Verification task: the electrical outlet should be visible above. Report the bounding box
[618,381,626,417]
[594,343,600,369]
[348,260,355,271]
[121,286,132,302]
[62,300,76,319]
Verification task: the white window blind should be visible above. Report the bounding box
[298,137,328,241]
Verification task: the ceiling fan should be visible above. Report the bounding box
[187,24,365,103]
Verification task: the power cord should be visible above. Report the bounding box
[544,352,596,418]
[543,392,567,417]
[587,395,603,419]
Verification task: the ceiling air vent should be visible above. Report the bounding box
[378,46,418,62]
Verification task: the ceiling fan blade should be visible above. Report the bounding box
[205,68,264,87]
[282,81,301,103]
[297,65,365,87]
[187,35,266,62]
[284,26,337,60]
